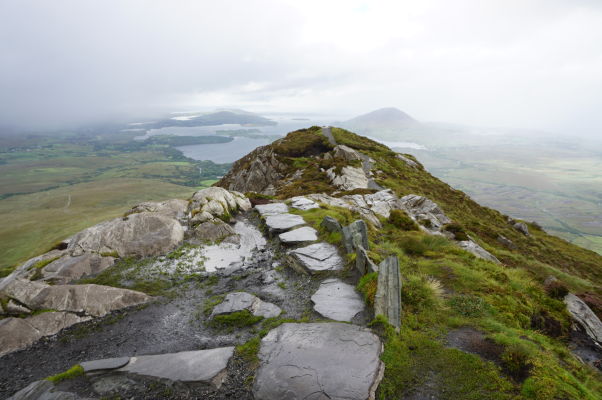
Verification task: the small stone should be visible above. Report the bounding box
[210,292,281,319]
[81,357,131,372]
[264,214,305,232]
[255,203,289,216]
[513,222,530,236]
[289,243,344,274]
[311,278,365,322]
[278,227,318,244]
[457,240,500,264]
[497,235,516,250]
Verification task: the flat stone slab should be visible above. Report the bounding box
[118,348,234,387]
[289,242,344,274]
[211,292,281,319]
[289,196,319,210]
[264,213,305,232]
[253,323,384,400]
[311,278,365,322]
[81,356,131,372]
[278,226,318,244]
[255,203,289,217]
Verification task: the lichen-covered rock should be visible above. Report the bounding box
[289,196,319,211]
[332,144,362,161]
[2,299,30,315]
[0,278,48,307]
[253,323,384,400]
[67,212,184,258]
[0,312,90,357]
[321,216,343,234]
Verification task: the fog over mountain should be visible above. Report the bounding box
[1,0,602,136]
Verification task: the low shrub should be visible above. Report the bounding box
[449,294,487,318]
[357,272,378,306]
[544,280,569,299]
[388,209,419,231]
[443,223,470,241]
[501,343,533,381]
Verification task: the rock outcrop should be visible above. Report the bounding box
[127,198,189,221]
[399,194,451,232]
[68,212,184,258]
[189,187,251,224]
[326,166,370,191]
[253,323,384,400]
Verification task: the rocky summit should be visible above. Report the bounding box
[2,126,602,400]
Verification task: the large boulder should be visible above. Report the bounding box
[253,323,384,400]
[193,220,237,243]
[67,212,184,258]
[332,144,362,161]
[0,312,90,357]
[565,293,602,347]
[28,284,151,317]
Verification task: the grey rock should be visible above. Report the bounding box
[118,347,235,388]
[210,292,281,319]
[255,202,288,216]
[68,212,184,258]
[497,235,516,250]
[81,356,131,372]
[342,220,369,254]
[40,253,115,284]
[253,323,384,400]
[565,293,602,347]
[457,241,501,264]
[0,312,90,357]
[326,166,369,191]
[321,216,342,234]
[374,256,402,331]
[513,222,530,236]
[332,144,362,161]
[311,278,365,322]
[29,284,150,317]
[397,154,419,168]
[264,213,305,232]
[1,278,49,306]
[289,196,319,211]
[399,194,451,232]
[1,249,68,284]
[194,220,237,242]
[7,380,83,400]
[356,247,378,275]
[189,187,251,220]
[278,226,318,244]
[289,243,344,274]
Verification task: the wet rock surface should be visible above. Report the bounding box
[210,292,281,319]
[311,278,365,322]
[253,322,384,400]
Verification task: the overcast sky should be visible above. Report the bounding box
[1,0,601,134]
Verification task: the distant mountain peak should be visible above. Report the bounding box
[343,107,417,130]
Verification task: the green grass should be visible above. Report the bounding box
[211,310,264,328]
[45,364,84,383]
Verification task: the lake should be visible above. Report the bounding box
[176,136,271,163]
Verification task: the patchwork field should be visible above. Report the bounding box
[0,132,226,275]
